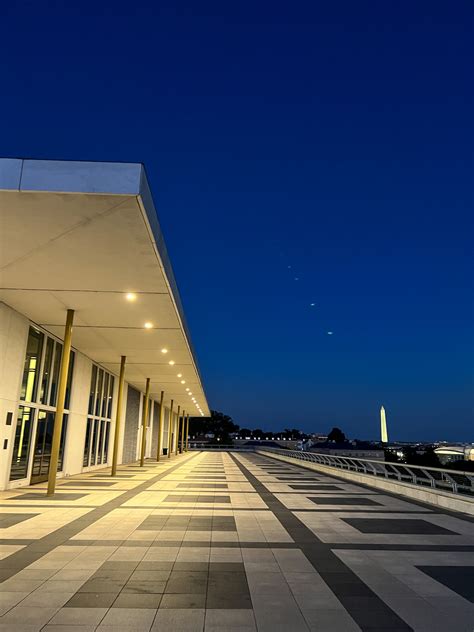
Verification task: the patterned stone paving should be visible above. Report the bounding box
[0,451,473,631]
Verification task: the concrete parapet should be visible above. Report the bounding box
[257,450,474,516]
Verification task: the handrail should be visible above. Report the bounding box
[259,448,474,498]
[187,443,255,451]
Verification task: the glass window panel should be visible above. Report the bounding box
[49,345,74,409]
[9,406,35,480]
[31,410,54,477]
[103,421,111,463]
[90,420,99,465]
[49,342,62,406]
[83,418,93,467]
[88,365,97,415]
[107,376,114,419]
[101,373,109,418]
[95,370,103,417]
[64,352,75,410]
[39,337,54,404]
[58,414,68,471]
[20,328,44,403]
[97,420,106,464]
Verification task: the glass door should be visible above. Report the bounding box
[30,410,68,485]
[30,411,54,484]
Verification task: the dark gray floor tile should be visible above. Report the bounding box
[177,483,228,489]
[343,518,459,535]
[137,562,174,571]
[172,562,209,572]
[209,562,245,572]
[101,561,139,571]
[130,570,171,582]
[310,497,381,506]
[289,484,342,490]
[8,493,87,501]
[417,565,474,602]
[122,580,167,594]
[92,569,134,581]
[59,481,117,487]
[165,571,208,594]
[79,578,125,593]
[159,593,206,609]
[112,592,163,608]
[0,513,39,527]
[206,591,252,609]
[65,593,117,608]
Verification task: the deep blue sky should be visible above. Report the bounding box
[2,1,473,441]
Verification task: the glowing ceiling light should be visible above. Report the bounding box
[125,293,137,301]
[177,373,182,378]
[169,360,175,365]
[185,388,189,391]
[180,380,185,384]
[161,348,168,354]
[144,322,153,329]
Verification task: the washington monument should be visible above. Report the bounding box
[380,406,389,443]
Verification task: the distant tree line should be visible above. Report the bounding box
[188,411,309,444]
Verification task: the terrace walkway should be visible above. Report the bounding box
[0,451,473,631]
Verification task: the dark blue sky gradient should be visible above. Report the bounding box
[1,1,472,440]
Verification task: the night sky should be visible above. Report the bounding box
[1,1,472,441]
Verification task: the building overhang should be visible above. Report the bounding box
[0,158,210,416]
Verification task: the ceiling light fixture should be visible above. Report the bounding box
[161,348,168,354]
[125,293,137,301]
[144,322,153,329]
[169,360,175,365]
[177,373,182,378]
[180,380,185,384]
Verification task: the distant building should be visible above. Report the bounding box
[434,445,474,465]
[309,442,384,461]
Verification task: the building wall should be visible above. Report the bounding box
[0,303,29,490]
[0,301,166,489]
[151,401,159,457]
[123,385,140,464]
[62,351,92,477]
[163,407,170,455]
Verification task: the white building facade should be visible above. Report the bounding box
[0,158,210,490]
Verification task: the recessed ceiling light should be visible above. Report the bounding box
[169,360,175,365]
[125,293,137,301]
[177,373,182,378]
[144,322,153,329]
[161,348,168,354]
[180,380,185,384]
[185,388,189,391]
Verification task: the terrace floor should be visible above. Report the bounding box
[0,451,473,631]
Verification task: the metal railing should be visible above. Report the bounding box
[188,443,255,451]
[259,448,474,498]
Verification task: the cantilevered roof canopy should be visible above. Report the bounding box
[0,158,210,416]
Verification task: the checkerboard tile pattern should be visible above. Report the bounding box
[0,450,473,631]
